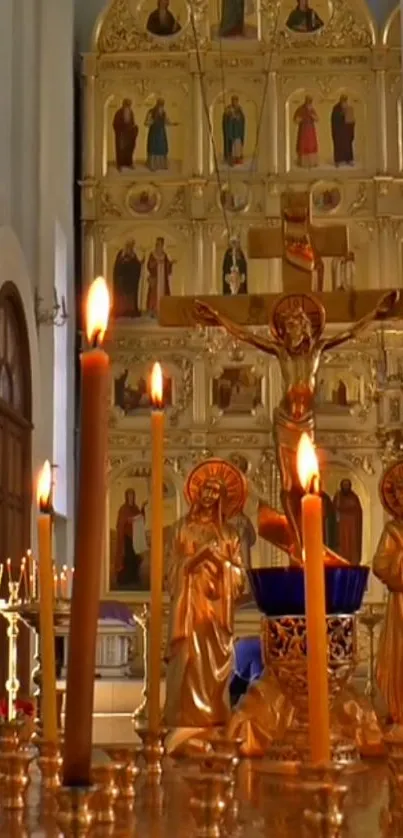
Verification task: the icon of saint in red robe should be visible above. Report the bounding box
[293,95,319,167]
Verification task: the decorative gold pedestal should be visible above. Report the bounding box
[136,727,165,780]
[91,763,118,825]
[37,740,62,794]
[0,719,25,754]
[103,746,140,812]
[0,750,32,810]
[1,811,29,838]
[185,769,231,838]
[57,786,94,836]
[300,763,349,837]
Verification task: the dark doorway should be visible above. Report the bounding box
[0,282,32,695]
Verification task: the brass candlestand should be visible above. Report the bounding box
[91,763,119,825]
[184,754,232,838]
[57,786,94,836]
[103,745,141,812]
[359,604,385,704]
[299,763,349,838]
[136,725,165,780]
[0,750,33,810]
[37,739,63,794]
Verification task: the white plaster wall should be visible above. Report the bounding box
[0,0,75,562]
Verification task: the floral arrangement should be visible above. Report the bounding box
[0,697,35,742]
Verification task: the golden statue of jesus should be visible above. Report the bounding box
[195,289,399,564]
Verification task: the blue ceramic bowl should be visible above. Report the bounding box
[247,566,369,617]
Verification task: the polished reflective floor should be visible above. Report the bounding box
[0,755,391,836]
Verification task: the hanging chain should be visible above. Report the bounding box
[188,0,283,279]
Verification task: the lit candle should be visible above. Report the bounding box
[60,570,67,600]
[6,558,11,585]
[63,277,110,788]
[37,461,58,744]
[148,362,165,735]
[297,433,330,765]
[53,573,59,601]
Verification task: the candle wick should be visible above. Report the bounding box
[309,474,320,495]
[90,329,101,349]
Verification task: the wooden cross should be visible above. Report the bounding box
[248,190,348,294]
[158,190,402,326]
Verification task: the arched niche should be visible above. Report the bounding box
[285,85,369,174]
[102,88,188,179]
[105,458,184,597]
[209,88,260,174]
[381,4,400,45]
[320,456,372,565]
[103,222,191,315]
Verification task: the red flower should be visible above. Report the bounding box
[0,697,34,719]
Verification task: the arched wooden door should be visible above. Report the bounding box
[0,283,32,692]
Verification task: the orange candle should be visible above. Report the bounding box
[37,461,58,744]
[148,362,165,734]
[297,433,330,765]
[63,277,110,788]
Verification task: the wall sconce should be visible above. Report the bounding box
[35,287,68,328]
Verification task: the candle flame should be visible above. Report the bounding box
[86,277,110,347]
[150,362,163,408]
[297,434,319,494]
[37,460,52,512]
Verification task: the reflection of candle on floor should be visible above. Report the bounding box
[297,433,330,765]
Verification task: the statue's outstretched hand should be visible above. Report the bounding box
[377,290,400,318]
[193,300,220,326]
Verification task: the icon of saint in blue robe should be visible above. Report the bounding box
[222,96,245,166]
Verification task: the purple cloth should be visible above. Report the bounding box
[233,636,263,682]
[98,600,136,627]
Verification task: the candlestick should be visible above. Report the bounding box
[297,433,330,765]
[63,276,110,788]
[148,362,165,735]
[37,461,58,745]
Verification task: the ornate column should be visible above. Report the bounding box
[377,217,391,288]
[82,55,97,179]
[191,72,204,177]
[192,220,205,293]
[376,70,387,174]
[82,221,95,286]
[267,71,278,175]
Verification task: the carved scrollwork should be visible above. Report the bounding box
[97,0,208,53]
[100,190,122,218]
[262,615,356,717]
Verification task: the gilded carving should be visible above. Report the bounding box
[100,190,122,218]
[348,183,369,215]
[166,187,187,217]
[263,0,373,49]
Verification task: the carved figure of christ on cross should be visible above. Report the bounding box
[248,191,348,293]
[193,289,399,566]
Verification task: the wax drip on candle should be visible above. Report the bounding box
[150,361,164,410]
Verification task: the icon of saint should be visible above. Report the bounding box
[286,0,324,32]
[112,99,138,171]
[222,95,246,166]
[146,0,181,36]
[331,95,355,167]
[293,95,319,168]
[144,98,178,171]
[112,239,144,318]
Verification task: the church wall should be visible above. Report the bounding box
[79,0,403,611]
[0,0,76,562]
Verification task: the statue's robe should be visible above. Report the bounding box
[373,519,403,723]
[164,516,244,728]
